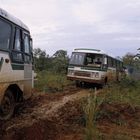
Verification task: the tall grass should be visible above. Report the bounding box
[83,88,104,140]
[83,78,140,139]
[34,70,71,92]
[104,78,140,107]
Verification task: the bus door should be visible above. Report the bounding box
[23,32,32,98]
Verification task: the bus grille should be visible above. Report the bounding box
[74,71,91,77]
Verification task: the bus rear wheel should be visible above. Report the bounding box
[0,90,15,120]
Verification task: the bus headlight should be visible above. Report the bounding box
[91,72,95,78]
[68,70,74,76]
[95,72,99,78]
[91,72,99,78]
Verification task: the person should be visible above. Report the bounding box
[95,58,101,64]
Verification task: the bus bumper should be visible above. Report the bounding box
[67,76,104,84]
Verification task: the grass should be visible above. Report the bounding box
[103,78,140,107]
[83,78,140,140]
[34,72,140,139]
[34,70,72,92]
[83,88,104,140]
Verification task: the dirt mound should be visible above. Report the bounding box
[0,88,140,140]
[51,101,84,125]
[97,103,140,125]
[0,88,84,140]
[1,119,58,140]
[96,103,140,139]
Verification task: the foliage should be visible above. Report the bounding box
[83,79,140,139]
[33,48,69,74]
[122,53,134,66]
[53,50,67,58]
[34,70,71,92]
[83,88,104,140]
[104,78,140,106]
[123,52,140,69]
[52,50,69,74]
[33,48,49,71]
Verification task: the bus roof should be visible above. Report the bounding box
[73,48,122,62]
[74,48,106,55]
[0,8,29,31]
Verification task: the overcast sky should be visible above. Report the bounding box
[1,0,140,57]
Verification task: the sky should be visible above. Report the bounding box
[1,0,140,57]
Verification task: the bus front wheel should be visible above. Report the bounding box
[0,90,15,120]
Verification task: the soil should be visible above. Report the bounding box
[0,85,140,140]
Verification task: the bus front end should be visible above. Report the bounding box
[67,49,108,86]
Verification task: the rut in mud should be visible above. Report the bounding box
[0,87,88,140]
[0,86,140,140]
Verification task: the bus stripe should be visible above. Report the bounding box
[11,64,24,70]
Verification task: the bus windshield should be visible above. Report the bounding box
[69,53,85,65]
[85,53,103,67]
[69,52,103,67]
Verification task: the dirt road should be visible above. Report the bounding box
[0,87,87,140]
[0,86,140,140]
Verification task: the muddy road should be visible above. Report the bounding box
[0,86,87,140]
[0,85,140,140]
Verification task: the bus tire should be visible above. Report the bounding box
[75,81,80,87]
[105,77,107,85]
[0,90,15,120]
[101,77,108,88]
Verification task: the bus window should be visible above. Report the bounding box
[24,35,30,54]
[14,29,22,51]
[24,34,31,63]
[69,53,85,65]
[0,19,11,50]
[113,59,116,67]
[12,28,23,62]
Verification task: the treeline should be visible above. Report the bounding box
[33,48,69,74]
[123,52,140,70]
[33,48,140,73]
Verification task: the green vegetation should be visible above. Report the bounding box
[33,48,70,92]
[33,48,69,73]
[83,88,104,140]
[83,78,140,140]
[104,78,140,106]
[123,52,140,70]
[35,71,71,92]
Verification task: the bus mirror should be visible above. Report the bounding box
[104,57,107,65]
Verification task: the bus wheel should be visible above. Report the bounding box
[0,90,15,120]
[76,81,80,87]
[101,78,108,88]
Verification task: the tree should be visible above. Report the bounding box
[136,48,140,58]
[122,53,134,66]
[123,52,140,70]
[53,50,67,58]
[52,50,69,74]
[33,48,48,71]
[33,48,69,73]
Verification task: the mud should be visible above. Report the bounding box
[0,86,140,140]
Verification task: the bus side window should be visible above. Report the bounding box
[30,38,33,63]
[14,29,22,51]
[24,34,31,63]
[12,28,23,62]
[0,19,11,50]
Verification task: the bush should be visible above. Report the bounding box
[34,70,71,92]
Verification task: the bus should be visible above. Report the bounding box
[0,8,33,120]
[67,48,124,87]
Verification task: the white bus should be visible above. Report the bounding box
[67,48,124,87]
[0,8,33,120]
